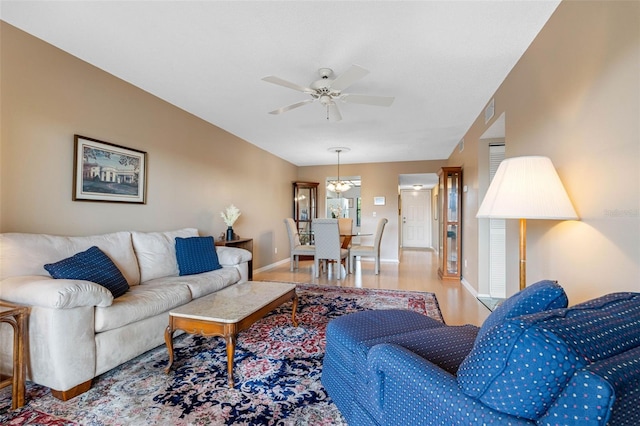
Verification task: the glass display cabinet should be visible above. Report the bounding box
[293,181,318,245]
[437,167,462,280]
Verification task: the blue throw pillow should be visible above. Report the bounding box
[175,236,222,276]
[44,246,129,298]
[475,279,568,342]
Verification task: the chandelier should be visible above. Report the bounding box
[326,147,352,193]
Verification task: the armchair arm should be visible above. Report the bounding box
[368,344,531,426]
[538,346,640,426]
[0,275,113,308]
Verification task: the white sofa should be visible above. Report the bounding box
[0,228,251,400]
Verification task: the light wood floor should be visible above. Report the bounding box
[254,248,490,326]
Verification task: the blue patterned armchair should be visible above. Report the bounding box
[322,281,640,425]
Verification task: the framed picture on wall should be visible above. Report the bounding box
[73,135,147,204]
[347,198,354,208]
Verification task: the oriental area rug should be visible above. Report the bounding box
[0,284,443,425]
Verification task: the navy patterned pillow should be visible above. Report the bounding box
[44,246,129,298]
[175,236,222,276]
[476,279,568,342]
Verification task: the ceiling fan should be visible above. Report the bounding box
[262,64,394,121]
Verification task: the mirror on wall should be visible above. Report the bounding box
[326,176,361,227]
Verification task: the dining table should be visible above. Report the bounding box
[340,232,372,249]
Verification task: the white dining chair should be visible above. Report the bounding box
[284,218,315,271]
[313,218,349,279]
[350,218,388,274]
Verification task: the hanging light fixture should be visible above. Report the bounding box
[326,147,352,194]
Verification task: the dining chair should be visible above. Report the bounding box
[350,218,388,274]
[284,218,315,271]
[338,218,353,248]
[313,218,349,279]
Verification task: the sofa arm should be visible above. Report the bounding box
[216,246,252,266]
[0,275,113,308]
[368,344,532,426]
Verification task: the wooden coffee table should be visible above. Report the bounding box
[164,281,298,387]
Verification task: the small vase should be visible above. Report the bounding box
[226,226,234,241]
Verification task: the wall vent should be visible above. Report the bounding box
[485,98,495,124]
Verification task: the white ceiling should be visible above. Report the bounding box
[0,1,559,166]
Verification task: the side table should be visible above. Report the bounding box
[215,237,254,280]
[0,301,29,410]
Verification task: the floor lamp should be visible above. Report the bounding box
[476,156,578,291]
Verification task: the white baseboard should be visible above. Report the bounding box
[355,258,399,264]
[461,277,478,298]
[254,258,290,274]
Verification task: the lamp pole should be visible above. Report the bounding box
[519,218,526,290]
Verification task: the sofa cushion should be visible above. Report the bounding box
[458,292,640,421]
[156,268,240,299]
[44,246,129,298]
[94,281,192,332]
[175,236,222,276]
[131,228,198,282]
[476,279,568,342]
[0,231,140,285]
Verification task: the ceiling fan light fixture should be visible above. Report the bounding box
[319,95,332,106]
[262,64,394,121]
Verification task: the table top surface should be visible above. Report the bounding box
[169,281,296,323]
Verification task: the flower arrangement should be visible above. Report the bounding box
[330,205,343,219]
[221,204,241,227]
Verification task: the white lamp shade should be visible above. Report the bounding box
[477,156,578,220]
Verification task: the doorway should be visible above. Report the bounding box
[401,189,431,248]
[398,173,438,248]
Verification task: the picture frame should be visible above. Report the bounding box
[347,198,354,208]
[73,135,147,204]
[374,196,386,206]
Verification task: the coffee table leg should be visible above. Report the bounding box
[291,293,299,327]
[226,334,236,388]
[164,325,175,373]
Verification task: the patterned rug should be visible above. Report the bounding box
[0,284,442,425]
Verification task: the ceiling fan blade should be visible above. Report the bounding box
[262,76,314,93]
[341,93,395,107]
[329,64,370,91]
[327,102,342,122]
[268,99,314,115]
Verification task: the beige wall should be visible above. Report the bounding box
[0,22,298,270]
[298,160,446,261]
[451,0,639,303]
